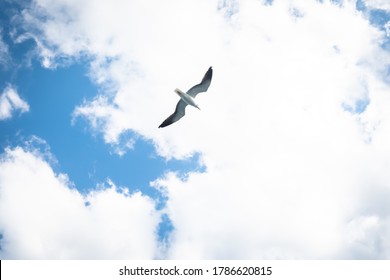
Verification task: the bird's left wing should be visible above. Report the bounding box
[158,99,188,128]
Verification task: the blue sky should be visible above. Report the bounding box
[1,0,390,259]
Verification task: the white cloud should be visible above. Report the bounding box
[345,215,390,259]
[14,0,390,258]
[0,86,30,120]
[0,146,161,259]
[0,29,10,67]
[364,0,390,11]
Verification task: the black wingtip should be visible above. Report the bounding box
[202,67,213,83]
[158,122,168,128]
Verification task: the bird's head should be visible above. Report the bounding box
[174,88,185,96]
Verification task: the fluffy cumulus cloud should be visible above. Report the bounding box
[0,145,161,259]
[4,0,390,258]
[364,0,390,11]
[0,86,29,120]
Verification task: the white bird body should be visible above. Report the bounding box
[174,88,200,110]
[159,67,213,128]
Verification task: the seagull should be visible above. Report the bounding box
[159,66,213,128]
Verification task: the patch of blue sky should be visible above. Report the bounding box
[157,213,174,245]
[370,11,390,51]
[342,98,370,114]
[355,0,367,12]
[355,0,390,31]
[369,9,390,29]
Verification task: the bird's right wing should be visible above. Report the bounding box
[186,67,213,98]
[158,99,188,128]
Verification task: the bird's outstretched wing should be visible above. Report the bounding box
[186,67,213,97]
[158,99,187,128]
[158,66,213,128]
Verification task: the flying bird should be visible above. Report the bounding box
[159,66,213,128]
